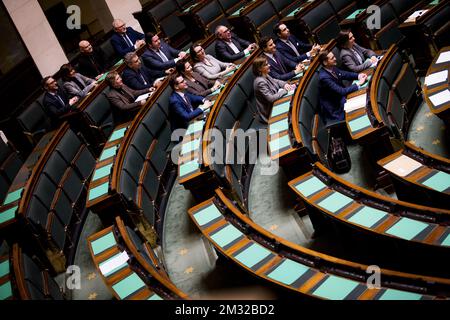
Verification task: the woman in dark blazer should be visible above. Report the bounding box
[337,30,378,72]
[175,60,222,97]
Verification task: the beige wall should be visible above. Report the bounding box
[105,0,143,33]
[3,0,68,77]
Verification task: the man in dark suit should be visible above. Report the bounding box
[110,19,145,57]
[77,40,108,80]
[142,33,186,79]
[318,50,367,123]
[259,36,305,81]
[168,74,212,131]
[273,23,320,63]
[214,25,257,62]
[122,52,162,90]
[42,76,79,119]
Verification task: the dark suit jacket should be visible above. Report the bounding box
[106,84,148,112]
[265,51,297,81]
[340,43,376,72]
[122,65,156,90]
[110,27,145,57]
[319,67,359,123]
[215,35,251,62]
[275,35,312,63]
[184,72,215,97]
[142,40,180,78]
[169,91,204,130]
[43,89,73,118]
[77,48,108,78]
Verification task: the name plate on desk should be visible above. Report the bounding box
[344,93,367,113]
[383,155,422,177]
[99,251,129,276]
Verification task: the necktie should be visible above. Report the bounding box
[183,95,193,112]
[351,48,363,64]
[55,94,65,108]
[123,34,133,48]
[157,50,169,62]
[273,54,286,73]
[286,40,300,57]
[138,71,147,85]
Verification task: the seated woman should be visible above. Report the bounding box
[175,60,222,97]
[190,42,237,80]
[60,63,98,98]
[253,56,296,124]
[337,30,378,72]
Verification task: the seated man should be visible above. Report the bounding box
[60,63,98,99]
[122,52,162,90]
[78,40,108,80]
[259,36,305,81]
[274,23,320,63]
[142,32,186,79]
[110,19,145,57]
[105,71,153,116]
[42,76,79,119]
[214,25,257,62]
[318,50,367,123]
[168,74,212,131]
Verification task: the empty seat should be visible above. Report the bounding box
[393,64,418,106]
[48,213,68,251]
[27,196,50,229]
[17,101,52,146]
[33,174,57,210]
[381,52,403,85]
[196,1,227,34]
[268,0,299,17]
[83,92,114,143]
[0,152,22,184]
[72,146,96,182]
[216,0,242,15]
[328,0,357,20]
[149,143,168,178]
[389,0,424,21]
[387,91,405,131]
[43,153,68,187]
[131,125,154,159]
[60,169,85,204]
[302,1,341,44]
[141,163,160,202]
[54,130,82,166]
[22,254,47,300]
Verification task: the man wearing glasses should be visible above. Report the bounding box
[214,25,257,62]
[110,19,145,57]
[42,76,79,120]
[168,74,212,131]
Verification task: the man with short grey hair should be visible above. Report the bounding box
[214,25,257,62]
[122,52,162,90]
[110,19,145,57]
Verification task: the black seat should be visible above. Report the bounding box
[48,212,68,251]
[54,130,82,166]
[60,168,84,204]
[22,254,46,299]
[72,146,96,182]
[83,92,114,144]
[42,153,68,187]
[141,163,160,203]
[302,1,340,44]
[216,0,242,15]
[196,1,226,35]
[389,0,424,21]
[381,52,403,85]
[131,125,154,159]
[299,99,315,154]
[0,152,22,184]
[17,101,53,147]
[327,0,357,20]
[33,174,57,210]
[145,105,168,137]
[27,195,50,229]
[268,0,299,18]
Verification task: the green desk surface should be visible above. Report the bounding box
[385,217,429,241]
[112,272,145,299]
[91,232,116,256]
[211,224,243,248]
[88,182,109,201]
[3,188,22,206]
[294,176,327,198]
[349,114,371,132]
[312,275,359,300]
[193,204,222,227]
[271,101,290,117]
[234,242,272,269]
[379,289,422,300]
[179,159,200,177]
[421,171,450,193]
[317,192,353,213]
[347,206,388,228]
[99,145,119,161]
[269,135,291,153]
[93,164,113,181]
[270,118,289,135]
[0,206,16,225]
[267,259,309,286]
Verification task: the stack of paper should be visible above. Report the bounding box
[344,93,367,112]
[135,93,150,102]
[383,155,422,177]
[99,251,129,276]
[404,9,428,23]
[424,70,448,87]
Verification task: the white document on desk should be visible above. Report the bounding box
[436,51,450,64]
[429,89,450,107]
[404,9,428,23]
[425,70,448,86]
[344,93,367,112]
[384,154,422,177]
[99,251,129,276]
[135,93,150,102]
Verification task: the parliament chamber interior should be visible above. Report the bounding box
[0,0,449,301]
